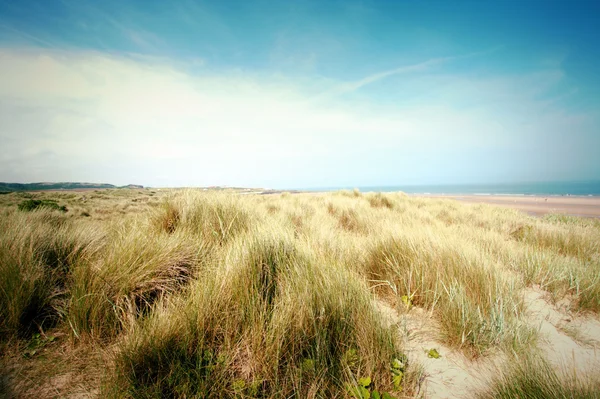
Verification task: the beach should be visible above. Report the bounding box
[424,195,600,218]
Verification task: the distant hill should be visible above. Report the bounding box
[0,182,143,193]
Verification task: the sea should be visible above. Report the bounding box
[298,181,600,197]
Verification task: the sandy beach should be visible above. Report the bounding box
[424,195,600,218]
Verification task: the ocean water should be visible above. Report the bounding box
[300,181,600,196]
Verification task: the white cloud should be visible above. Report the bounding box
[0,48,595,187]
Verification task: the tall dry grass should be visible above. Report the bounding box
[477,354,600,399]
[106,230,401,397]
[0,210,102,338]
[1,189,599,397]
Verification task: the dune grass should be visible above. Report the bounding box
[0,210,102,338]
[365,230,533,354]
[477,354,600,399]
[106,231,402,398]
[0,189,599,397]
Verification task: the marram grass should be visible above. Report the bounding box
[0,189,599,397]
[478,354,600,399]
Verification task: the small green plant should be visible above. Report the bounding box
[343,348,359,369]
[346,357,406,399]
[232,378,263,397]
[347,376,398,399]
[300,358,315,374]
[232,378,246,394]
[400,294,413,310]
[391,356,407,391]
[23,333,56,358]
[426,348,441,359]
[346,376,373,399]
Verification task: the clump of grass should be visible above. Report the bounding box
[501,223,600,312]
[337,188,362,198]
[511,222,599,261]
[542,213,600,228]
[105,232,403,398]
[266,204,280,214]
[327,202,369,234]
[18,199,67,213]
[157,201,180,233]
[365,231,532,354]
[338,208,366,233]
[287,211,305,235]
[367,193,394,209]
[477,354,600,399]
[152,191,251,246]
[0,211,99,338]
[67,220,201,339]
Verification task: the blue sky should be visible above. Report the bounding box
[0,0,599,188]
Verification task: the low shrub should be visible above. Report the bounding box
[18,199,67,213]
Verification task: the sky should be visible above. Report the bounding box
[0,0,599,188]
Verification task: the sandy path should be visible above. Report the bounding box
[421,195,600,217]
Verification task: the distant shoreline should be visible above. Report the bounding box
[418,194,600,218]
[296,181,600,197]
[303,190,600,198]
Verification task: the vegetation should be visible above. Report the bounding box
[18,199,67,212]
[0,182,119,192]
[478,354,600,399]
[0,189,598,397]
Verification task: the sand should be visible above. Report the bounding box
[421,195,600,218]
[376,286,600,399]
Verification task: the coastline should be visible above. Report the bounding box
[417,194,600,218]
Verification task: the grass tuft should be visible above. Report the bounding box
[367,193,394,209]
[0,211,99,338]
[478,354,600,399]
[365,231,533,354]
[67,220,201,339]
[18,199,67,213]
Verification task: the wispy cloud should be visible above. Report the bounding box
[0,23,57,48]
[313,46,505,101]
[313,57,451,101]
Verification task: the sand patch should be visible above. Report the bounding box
[376,287,600,398]
[523,286,600,375]
[376,301,501,399]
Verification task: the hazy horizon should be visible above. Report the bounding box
[3,179,600,196]
[1,0,599,188]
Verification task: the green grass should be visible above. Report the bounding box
[17,199,67,212]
